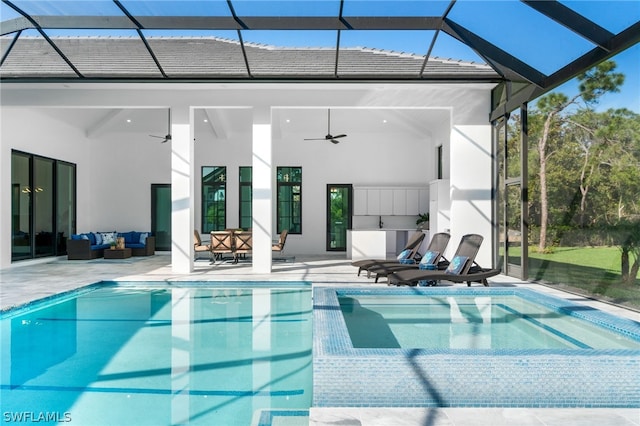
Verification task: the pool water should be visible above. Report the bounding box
[1,283,312,426]
[339,294,640,350]
[314,287,640,407]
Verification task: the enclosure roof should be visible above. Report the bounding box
[1,1,639,97]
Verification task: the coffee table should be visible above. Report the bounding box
[104,247,132,259]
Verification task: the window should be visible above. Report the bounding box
[202,166,226,233]
[277,167,302,234]
[436,144,443,179]
[239,167,252,230]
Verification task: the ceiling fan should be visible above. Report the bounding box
[304,109,347,144]
[149,109,172,143]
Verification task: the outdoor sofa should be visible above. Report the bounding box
[67,231,155,260]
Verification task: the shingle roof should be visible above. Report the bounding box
[0,36,499,81]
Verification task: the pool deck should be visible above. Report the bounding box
[1,253,639,426]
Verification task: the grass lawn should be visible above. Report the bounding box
[508,246,640,311]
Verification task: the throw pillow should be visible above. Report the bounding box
[94,232,103,245]
[445,255,469,275]
[100,232,116,245]
[419,250,439,266]
[396,249,412,261]
[139,232,149,244]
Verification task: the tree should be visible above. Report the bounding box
[532,61,624,251]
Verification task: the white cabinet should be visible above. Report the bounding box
[380,189,393,215]
[353,189,368,215]
[366,189,381,215]
[354,186,428,216]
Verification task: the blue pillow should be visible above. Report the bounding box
[85,233,96,245]
[396,249,412,261]
[445,255,469,275]
[132,231,141,244]
[120,231,136,244]
[93,232,102,245]
[139,232,149,244]
[71,234,83,240]
[419,250,439,266]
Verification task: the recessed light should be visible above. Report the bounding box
[286,119,291,123]
[126,119,131,123]
[203,119,208,123]
[382,119,387,124]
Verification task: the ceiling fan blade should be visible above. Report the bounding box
[150,134,171,143]
[330,139,340,144]
[332,134,347,139]
[304,137,326,141]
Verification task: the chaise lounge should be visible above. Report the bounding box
[386,234,500,287]
[366,232,451,282]
[351,231,426,277]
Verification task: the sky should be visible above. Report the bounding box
[1,0,638,112]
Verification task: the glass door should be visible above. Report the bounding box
[151,184,171,251]
[326,184,352,251]
[11,150,76,261]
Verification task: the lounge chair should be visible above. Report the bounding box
[387,234,500,287]
[210,230,234,262]
[194,230,211,260]
[351,231,426,277]
[233,231,252,263]
[367,232,451,282]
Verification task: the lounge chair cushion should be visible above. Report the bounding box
[418,250,439,268]
[445,255,469,275]
[396,249,412,260]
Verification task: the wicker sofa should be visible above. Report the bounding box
[67,231,155,260]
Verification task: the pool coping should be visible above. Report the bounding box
[0,280,312,317]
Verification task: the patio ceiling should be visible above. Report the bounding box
[1,1,639,116]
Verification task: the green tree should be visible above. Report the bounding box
[531,60,624,251]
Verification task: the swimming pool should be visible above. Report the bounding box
[1,281,312,426]
[338,294,640,350]
[314,287,640,408]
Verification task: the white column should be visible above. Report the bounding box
[449,124,493,266]
[252,108,273,273]
[171,106,195,274]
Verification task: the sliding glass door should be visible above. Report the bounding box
[11,150,76,261]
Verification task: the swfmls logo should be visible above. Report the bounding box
[3,412,72,423]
